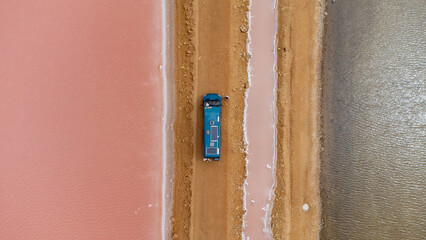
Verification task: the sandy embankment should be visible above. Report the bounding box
[271,0,324,239]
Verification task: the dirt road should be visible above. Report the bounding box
[171,0,323,239]
[172,0,249,239]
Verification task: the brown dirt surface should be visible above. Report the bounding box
[171,1,197,239]
[171,0,249,240]
[172,0,323,239]
[271,0,324,239]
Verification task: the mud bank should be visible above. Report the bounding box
[271,0,324,239]
[171,0,249,239]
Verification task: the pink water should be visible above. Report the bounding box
[244,0,276,239]
[0,1,163,239]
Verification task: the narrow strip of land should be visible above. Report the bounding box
[172,0,323,239]
[271,0,324,239]
[171,1,249,239]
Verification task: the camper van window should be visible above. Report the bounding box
[204,100,220,106]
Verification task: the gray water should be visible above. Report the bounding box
[321,1,426,239]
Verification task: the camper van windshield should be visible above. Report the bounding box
[204,100,220,106]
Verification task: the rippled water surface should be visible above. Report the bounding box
[321,1,425,239]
